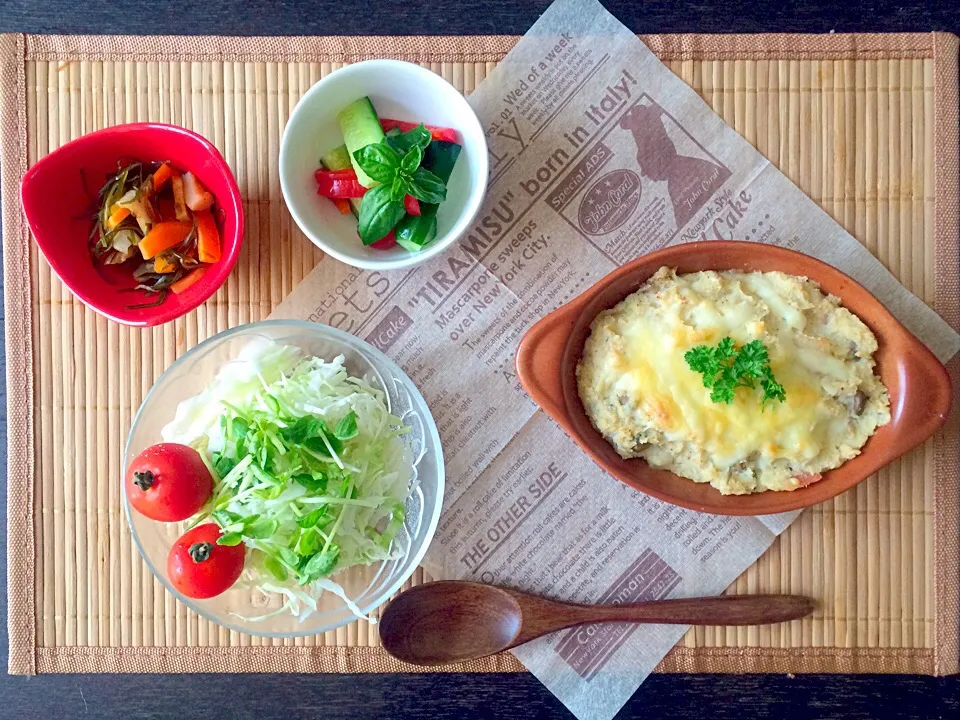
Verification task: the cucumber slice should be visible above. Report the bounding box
[395,141,462,250]
[422,140,462,184]
[337,97,386,189]
[395,215,437,251]
[320,144,353,171]
[319,144,363,218]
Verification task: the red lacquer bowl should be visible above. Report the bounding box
[516,241,952,516]
[20,123,243,326]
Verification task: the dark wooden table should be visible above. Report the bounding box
[2,1,960,717]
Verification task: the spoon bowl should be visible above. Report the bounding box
[379,581,816,666]
[379,582,523,665]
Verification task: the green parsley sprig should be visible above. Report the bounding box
[683,337,786,409]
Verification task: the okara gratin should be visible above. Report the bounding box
[576,267,891,495]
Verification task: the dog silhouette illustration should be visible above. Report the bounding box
[620,102,730,229]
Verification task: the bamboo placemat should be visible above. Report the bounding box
[2,31,958,677]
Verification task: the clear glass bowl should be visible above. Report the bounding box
[123,320,444,637]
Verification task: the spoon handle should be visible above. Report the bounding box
[566,594,815,626]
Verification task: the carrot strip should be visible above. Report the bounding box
[333,198,352,215]
[154,255,176,273]
[195,210,221,263]
[171,267,206,294]
[139,220,193,259]
[151,162,178,190]
[106,205,131,229]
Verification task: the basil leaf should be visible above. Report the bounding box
[333,411,358,441]
[216,532,244,547]
[385,124,431,154]
[390,177,407,202]
[299,545,340,584]
[400,144,424,175]
[407,167,447,204]
[412,125,432,150]
[357,184,406,245]
[353,144,401,184]
[263,555,287,581]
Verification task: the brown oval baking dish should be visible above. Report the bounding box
[515,241,952,515]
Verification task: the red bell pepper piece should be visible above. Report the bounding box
[379,118,458,143]
[370,231,397,250]
[315,168,366,198]
[316,168,425,219]
[314,168,355,180]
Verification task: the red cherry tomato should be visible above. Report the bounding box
[126,443,214,522]
[167,523,245,599]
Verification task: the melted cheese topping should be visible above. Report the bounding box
[615,295,839,467]
[577,267,891,495]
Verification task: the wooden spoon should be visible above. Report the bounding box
[379,581,815,666]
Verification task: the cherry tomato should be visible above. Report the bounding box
[167,523,245,599]
[126,443,214,522]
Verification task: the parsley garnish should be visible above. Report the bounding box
[684,338,786,409]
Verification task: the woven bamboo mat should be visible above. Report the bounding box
[2,31,958,676]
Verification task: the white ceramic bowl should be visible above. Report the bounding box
[123,320,444,637]
[280,59,488,271]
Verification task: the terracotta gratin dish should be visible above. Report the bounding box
[516,241,952,516]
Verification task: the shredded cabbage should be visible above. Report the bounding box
[161,338,412,622]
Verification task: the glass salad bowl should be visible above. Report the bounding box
[123,320,444,637]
